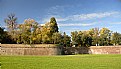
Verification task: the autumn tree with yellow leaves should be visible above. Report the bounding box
[3,14,121,46]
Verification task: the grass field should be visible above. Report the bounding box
[1,55,121,69]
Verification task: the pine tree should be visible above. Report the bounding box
[50,17,59,33]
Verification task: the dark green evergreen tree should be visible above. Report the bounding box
[50,17,59,33]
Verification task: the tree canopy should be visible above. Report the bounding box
[2,14,121,47]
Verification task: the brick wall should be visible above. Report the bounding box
[0,44,61,55]
[63,46,121,54]
[0,44,121,55]
[90,46,121,54]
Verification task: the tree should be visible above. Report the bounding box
[111,32,121,45]
[52,32,62,44]
[89,28,100,46]
[99,28,111,46]
[71,31,79,46]
[71,30,92,47]
[62,32,71,47]
[81,31,92,47]
[40,17,59,44]
[0,27,4,43]
[34,27,42,44]
[42,34,51,44]
[49,17,59,33]
[4,13,17,41]
[0,27,15,44]
[16,19,38,44]
[40,22,52,44]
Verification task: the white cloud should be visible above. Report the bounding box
[45,5,119,22]
[56,18,68,22]
[65,11,119,21]
[41,11,119,23]
[110,22,121,24]
[46,5,74,15]
[41,15,68,23]
[40,21,96,27]
[46,5,65,15]
[58,22,96,27]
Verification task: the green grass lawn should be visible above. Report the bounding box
[1,54,121,69]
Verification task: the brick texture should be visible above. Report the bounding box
[0,44,121,55]
[0,44,61,55]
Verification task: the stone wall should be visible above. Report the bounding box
[0,44,121,55]
[63,47,89,54]
[90,46,121,54]
[0,44,61,55]
[63,46,121,54]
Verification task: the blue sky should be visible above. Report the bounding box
[0,0,121,35]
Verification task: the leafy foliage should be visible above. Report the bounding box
[4,13,17,41]
[3,14,121,46]
[0,27,15,44]
[71,28,121,47]
[111,32,121,45]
